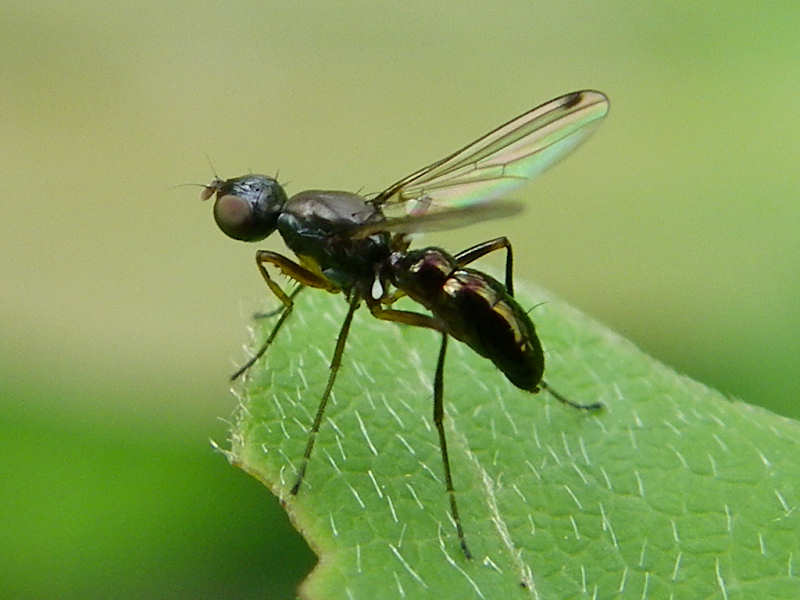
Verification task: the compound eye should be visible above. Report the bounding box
[213,194,261,241]
[206,174,284,241]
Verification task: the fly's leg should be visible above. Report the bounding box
[231,286,303,380]
[369,303,472,559]
[232,251,338,380]
[252,300,294,320]
[252,307,283,319]
[368,306,444,329]
[453,236,514,296]
[256,250,338,301]
[292,293,360,495]
[378,288,407,306]
[432,334,472,559]
[540,381,603,410]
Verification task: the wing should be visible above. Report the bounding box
[351,199,524,239]
[371,90,609,217]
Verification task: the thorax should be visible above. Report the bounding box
[277,190,390,290]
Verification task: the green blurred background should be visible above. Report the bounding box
[2,1,798,597]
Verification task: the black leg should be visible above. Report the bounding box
[252,300,291,320]
[233,250,338,380]
[453,236,514,296]
[540,380,603,410]
[291,293,361,495]
[367,301,471,557]
[230,285,304,381]
[432,333,472,559]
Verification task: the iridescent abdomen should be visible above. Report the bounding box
[389,248,544,391]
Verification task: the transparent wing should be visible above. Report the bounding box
[351,200,524,239]
[372,90,609,215]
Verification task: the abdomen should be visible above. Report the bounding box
[389,248,544,391]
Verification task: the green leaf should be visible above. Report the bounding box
[225,281,800,599]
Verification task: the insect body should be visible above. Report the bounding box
[389,246,544,389]
[202,90,609,558]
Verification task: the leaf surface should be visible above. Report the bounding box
[226,282,800,599]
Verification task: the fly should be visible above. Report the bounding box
[201,90,609,558]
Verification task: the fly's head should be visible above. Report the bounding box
[201,174,287,242]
